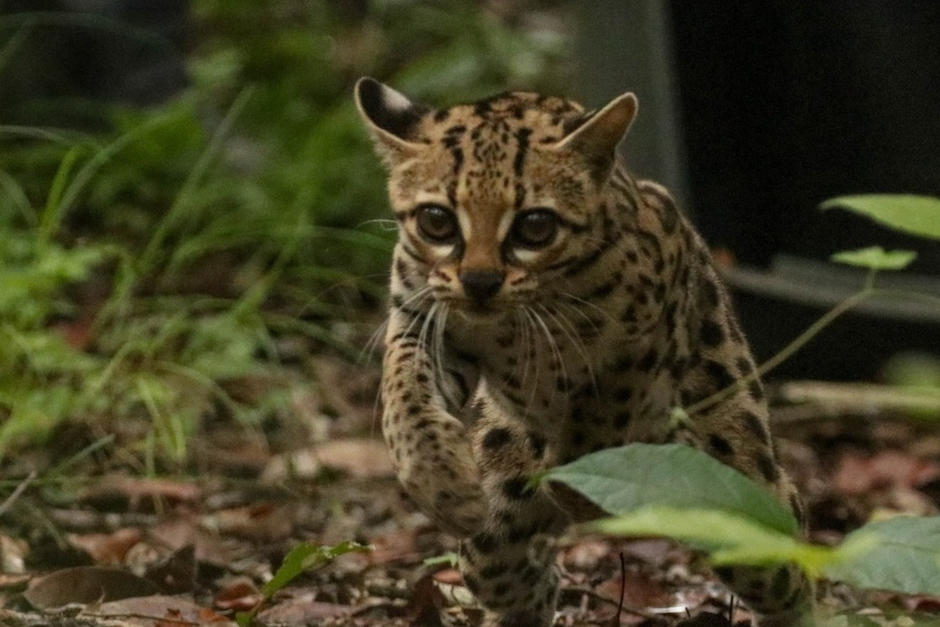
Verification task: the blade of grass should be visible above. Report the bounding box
[43,113,175,241]
[136,86,254,277]
[0,19,33,77]
[39,146,82,242]
[0,167,36,225]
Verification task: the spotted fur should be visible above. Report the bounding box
[355,77,811,626]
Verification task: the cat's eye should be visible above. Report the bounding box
[511,209,558,248]
[416,204,458,242]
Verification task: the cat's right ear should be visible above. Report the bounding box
[354,77,428,165]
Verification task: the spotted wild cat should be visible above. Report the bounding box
[354,77,811,626]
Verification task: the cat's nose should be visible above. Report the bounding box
[459,269,505,303]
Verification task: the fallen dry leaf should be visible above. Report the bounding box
[213,577,262,611]
[144,545,197,593]
[406,571,445,625]
[595,571,675,612]
[263,438,393,480]
[24,566,159,609]
[256,592,355,623]
[95,594,231,625]
[67,528,142,565]
[0,534,29,573]
[201,502,295,540]
[833,450,940,495]
[82,476,201,508]
[0,573,31,589]
[368,528,419,565]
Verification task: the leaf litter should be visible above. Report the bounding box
[2,352,940,625]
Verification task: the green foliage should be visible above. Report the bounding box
[236,540,372,626]
[594,506,859,576]
[821,194,940,241]
[0,1,570,467]
[423,552,459,568]
[830,246,917,271]
[543,443,799,534]
[551,444,940,598]
[826,516,940,596]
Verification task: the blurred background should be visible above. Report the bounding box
[1,0,938,469]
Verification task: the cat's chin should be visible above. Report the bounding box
[452,304,509,325]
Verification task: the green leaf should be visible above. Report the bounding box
[543,443,799,535]
[820,194,940,240]
[423,552,459,568]
[594,506,863,577]
[262,540,371,597]
[830,246,917,270]
[236,540,371,626]
[824,516,940,596]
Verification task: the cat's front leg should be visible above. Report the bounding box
[460,395,568,627]
[381,309,488,537]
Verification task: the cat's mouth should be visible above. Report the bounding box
[447,299,509,322]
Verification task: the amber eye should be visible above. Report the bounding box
[416,204,458,242]
[511,209,558,248]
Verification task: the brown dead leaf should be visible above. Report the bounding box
[263,438,393,481]
[0,534,29,573]
[431,568,462,585]
[561,539,612,571]
[0,573,31,589]
[833,450,940,495]
[256,592,355,623]
[213,577,262,611]
[368,528,419,564]
[24,566,159,608]
[144,546,196,593]
[95,594,231,625]
[145,516,247,570]
[82,476,201,508]
[202,502,295,540]
[67,528,142,565]
[595,571,674,611]
[405,572,444,625]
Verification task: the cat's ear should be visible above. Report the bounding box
[354,77,429,165]
[553,92,638,179]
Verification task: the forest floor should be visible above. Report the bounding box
[2,349,940,626]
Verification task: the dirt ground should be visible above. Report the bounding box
[2,352,940,626]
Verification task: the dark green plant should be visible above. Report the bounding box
[0,1,571,470]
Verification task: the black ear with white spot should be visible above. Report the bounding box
[553,92,638,180]
[354,77,429,164]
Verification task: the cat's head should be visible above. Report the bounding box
[355,78,637,319]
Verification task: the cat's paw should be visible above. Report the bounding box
[427,485,488,537]
[391,416,488,537]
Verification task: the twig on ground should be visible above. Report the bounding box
[615,551,626,624]
[563,586,658,621]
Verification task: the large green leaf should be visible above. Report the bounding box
[825,516,940,596]
[543,443,799,535]
[830,246,917,270]
[820,194,940,240]
[594,506,859,576]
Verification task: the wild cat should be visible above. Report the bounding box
[355,77,809,626]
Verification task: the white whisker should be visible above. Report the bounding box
[539,303,597,394]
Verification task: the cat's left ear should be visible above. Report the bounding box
[354,77,429,166]
[553,92,638,179]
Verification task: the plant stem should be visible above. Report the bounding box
[686,288,874,417]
